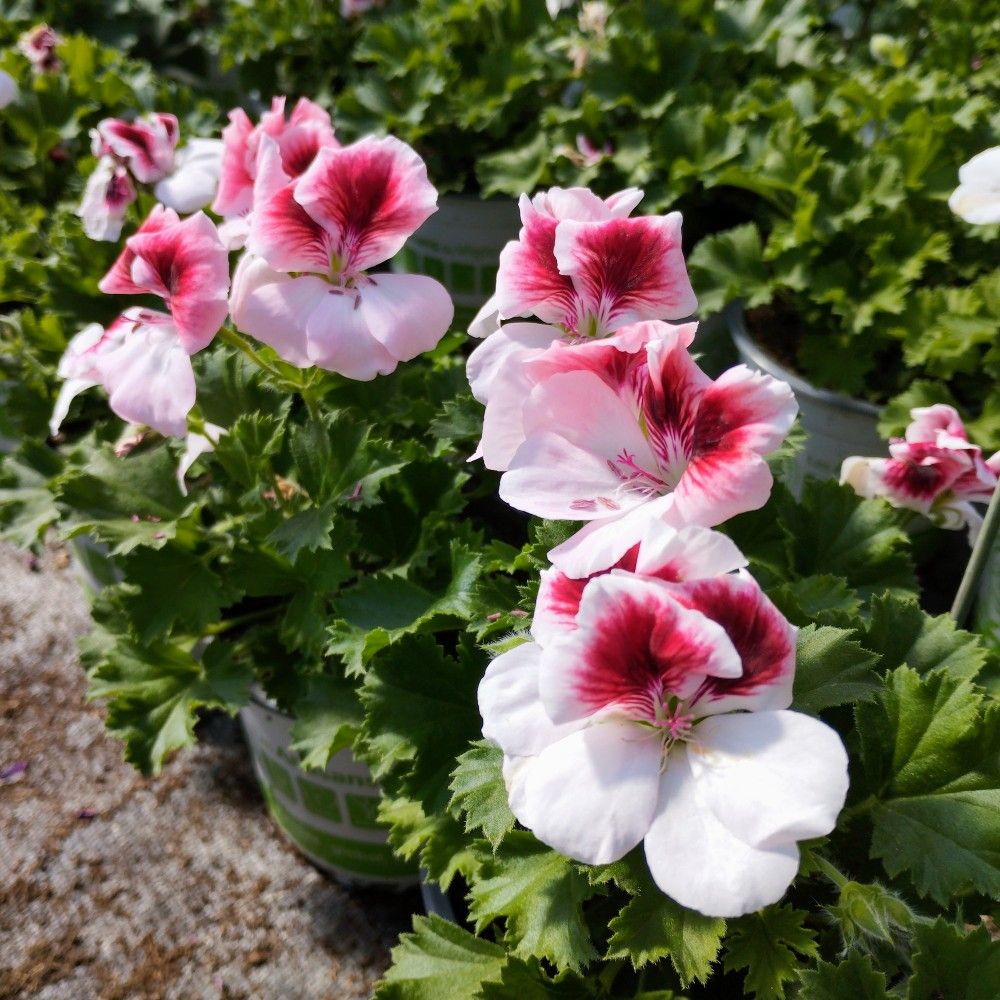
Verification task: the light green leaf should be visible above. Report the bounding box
[856,668,1000,903]
[723,905,819,999]
[374,915,506,1000]
[469,832,598,971]
[289,674,363,771]
[449,741,516,850]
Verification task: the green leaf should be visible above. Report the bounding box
[687,224,771,315]
[374,914,506,1000]
[768,575,861,627]
[826,879,921,951]
[606,883,725,985]
[469,832,597,971]
[211,412,285,489]
[449,740,515,850]
[476,957,599,999]
[723,905,819,999]
[360,634,484,811]
[780,481,917,599]
[908,919,1000,1000]
[861,593,988,679]
[289,674,363,771]
[798,954,889,999]
[856,668,1000,903]
[792,625,881,713]
[0,442,62,546]
[117,547,241,643]
[88,639,252,776]
[266,502,337,562]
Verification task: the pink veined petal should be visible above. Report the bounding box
[635,521,748,582]
[96,310,195,437]
[99,205,181,296]
[478,642,583,758]
[547,493,682,578]
[494,194,577,326]
[553,213,697,334]
[669,574,796,714]
[229,253,326,367]
[539,573,742,725]
[516,721,663,865]
[640,328,710,482]
[355,272,454,361]
[293,136,438,272]
[78,157,136,242]
[95,114,178,184]
[689,711,849,851]
[302,285,399,379]
[693,364,798,455]
[672,447,775,527]
[212,107,256,218]
[123,211,230,353]
[906,404,969,444]
[644,746,801,918]
[531,545,640,645]
[246,137,332,274]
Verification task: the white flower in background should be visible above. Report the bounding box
[154,138,224,214]
[547,0,575,18]
[78,157,137,242]
[177,423,225,495]
[0,70,19,109]
[949,146,1000,225]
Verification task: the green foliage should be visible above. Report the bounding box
[449,740,515,851]
[798,954,889,1000]
[907,919,1000,1000]
[723,906,819,999]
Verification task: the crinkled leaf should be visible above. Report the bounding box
[768,575,861,627]
[798,954,889,999]
[856,668,1000,903]
[907,919,1000,1000]
[266,502,337,563]
[792,624,881,714]
[475,957,599,999]
[449,740,515,850]
[723,905,819,1000]
[374,914,506,1000]
[88,639,252,776]
[469,832,598,971]
[211,412,286,489]
[289,674,363,771]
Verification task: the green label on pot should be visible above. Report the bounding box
[240,697,417,886]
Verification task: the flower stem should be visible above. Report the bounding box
[950,487,1000,627]
[218,326,287,382]
[202,605,279,636]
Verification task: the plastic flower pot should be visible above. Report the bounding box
[727,304,884,494]
[391,193,520,327]
[239,687,418,887]
[69,534,123,593]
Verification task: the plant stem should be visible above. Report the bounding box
[218,326,287,382]
[950,488,1000,627]
[202,606,279,636]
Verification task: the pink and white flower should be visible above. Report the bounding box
[467,185,697,470]
[949,146,1000,225]
[212,97,338,226]
[498,321,797,575]
[153,138,224,214]
[842,404,1000,541]
[53,207,229,437]
[92,113,180,185]
[479,522,848,918]
[19,24,60,73]
[78,157,137,242]
[231,134,453,378]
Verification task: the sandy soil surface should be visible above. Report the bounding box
[0,542,417,999]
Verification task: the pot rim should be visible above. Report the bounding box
[726,303,882,418]
[247,683,290,718]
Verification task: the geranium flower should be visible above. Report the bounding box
[230,134,453,378]
[498,321,797,575]
[92,113,180,185]
[467,185,697,470]
[842,404,999,541]
[78,158,137,242]
[19,24,60,73]
[0,70,19,108]
[153,138,224,214]
[53,207,229,437]
[212,96,338,228]
[478,522,849,918]
[949,146,1000,225]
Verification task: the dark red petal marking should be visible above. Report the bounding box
[499,209,577,321]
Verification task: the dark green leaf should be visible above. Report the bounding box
[723,905,819,999]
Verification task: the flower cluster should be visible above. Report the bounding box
[19,24,60,74]
[842,404,1000,541]
[469,184,848,917]
[80,112,223,241]
[54,94,452,447]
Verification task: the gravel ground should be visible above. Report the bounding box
[0,542,417,999]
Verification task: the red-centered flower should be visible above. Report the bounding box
[498,321,797,575]
[212,96,338,222]
[231,134,453,378]
[91,113,179,184]
[99,205,230,352]
[478,521,848,918]
[78,157,137,242]
[842,403,1000,541]
[19,24,60,73]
